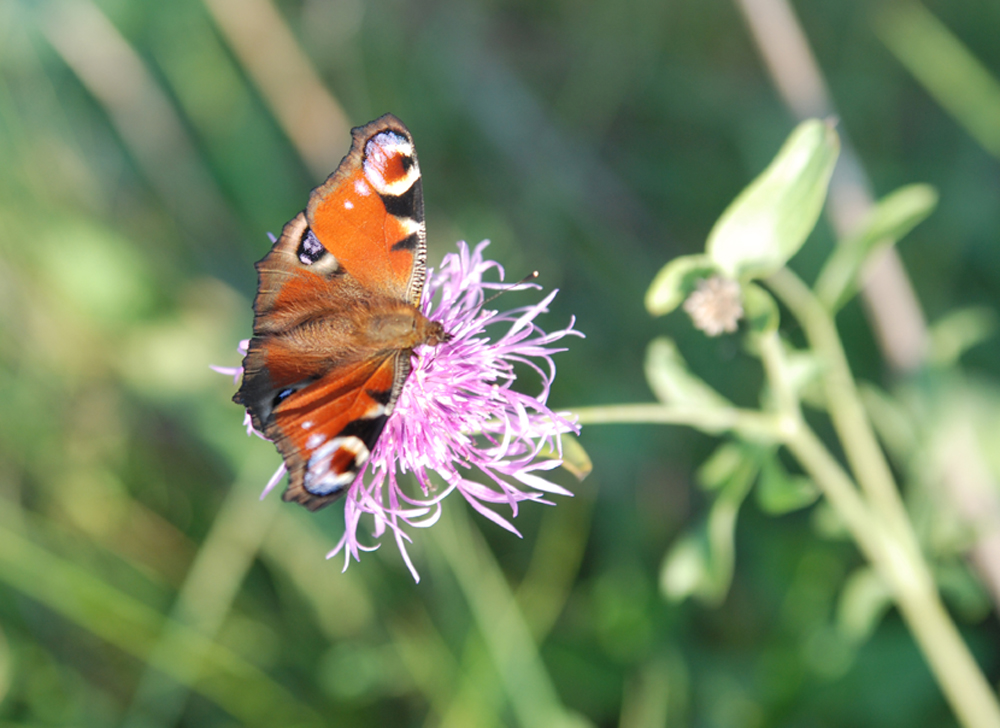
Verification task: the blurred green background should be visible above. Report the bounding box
[1,0,999,726]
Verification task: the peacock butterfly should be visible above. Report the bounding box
[235,114,448,511]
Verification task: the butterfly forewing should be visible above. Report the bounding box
[307,115,427,304]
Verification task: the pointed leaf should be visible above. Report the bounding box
[755,453,819,514]
[661,449,758,606]
[928,306,997,367]
[701,454,757,604]
[644,337,731,411]
[557,433,593,481]
[697,441,754,492]
[742,283,779,335]
[816,184,938,311]
[811,501,850,540]
[784,348,825,407]
[707,120,839,278]
[660,532,712,603]
[645,254,720,316]
[858,382,918,465]
[836,566,892,645]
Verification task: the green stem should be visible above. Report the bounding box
[766,268,918,550]
[572,403,783,440]
[574,273,1000,725]
[782,421,883,558]
[756,328,798,415]
[765,267,1000,728]
[784,422,1000,728]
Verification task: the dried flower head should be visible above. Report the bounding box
[682,275,743,336]
[216,240,582,581]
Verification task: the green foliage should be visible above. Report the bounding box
[637,17,1000,719]
[706,120,840,279]
[660,442,758,605]
[644,337,732,411]
[815,183,939,312]
[742,283,780,335]
[756,453,819,515]
[644,254,719,317]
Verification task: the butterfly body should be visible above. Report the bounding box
[235,115,446,511]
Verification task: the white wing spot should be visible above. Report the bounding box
[397,217,421,236]
[364,403,387,419]
[344,200,354,209]
[354,178,371,196]
[302,421,313,430]
[363,131,419,197]
[306,433,325,450]
[303,435,371,496]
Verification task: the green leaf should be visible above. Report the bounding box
[703,454,757,604]
[935,561,992,622]
[661,447,758,606]
[815,184,938,311]
[836,566,891,645]
[742,283,779,335]
[928,306,998,367]
[659,532,711,603]
[707,119,840,278]
[531,433,592,482]
[697,441,754,492]
[644,337,732,411]
[645,254,720,317]
[858,382,919,466]
[755,453,819,515]
[811,501,850,541]
[777,347,826,409]
[557,433,593,481]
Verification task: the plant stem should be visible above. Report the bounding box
[575,293,1000,725]
[765,266,1000,728]
[766,267,918,551]
[784,423,1000,728]
[572,403,782,440]
[756,328,798,414]
[580,398,1000,726]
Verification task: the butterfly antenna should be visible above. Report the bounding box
[483,271,540,306]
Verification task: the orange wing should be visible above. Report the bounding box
[234,115,429,509]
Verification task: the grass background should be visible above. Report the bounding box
[0,0,999,725]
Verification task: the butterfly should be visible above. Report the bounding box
[235,114,448,511]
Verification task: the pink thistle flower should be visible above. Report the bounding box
[215,240,583,581]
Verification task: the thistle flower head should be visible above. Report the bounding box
[216,240,583,581]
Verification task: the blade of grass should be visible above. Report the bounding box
[0,514,322,727]
[202,0,350,179]
[432,503,594,728]
[40,0,238,247]
[120,453,282,728]
[878,3,1000,160]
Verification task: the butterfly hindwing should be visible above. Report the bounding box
[268,355,399,511]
